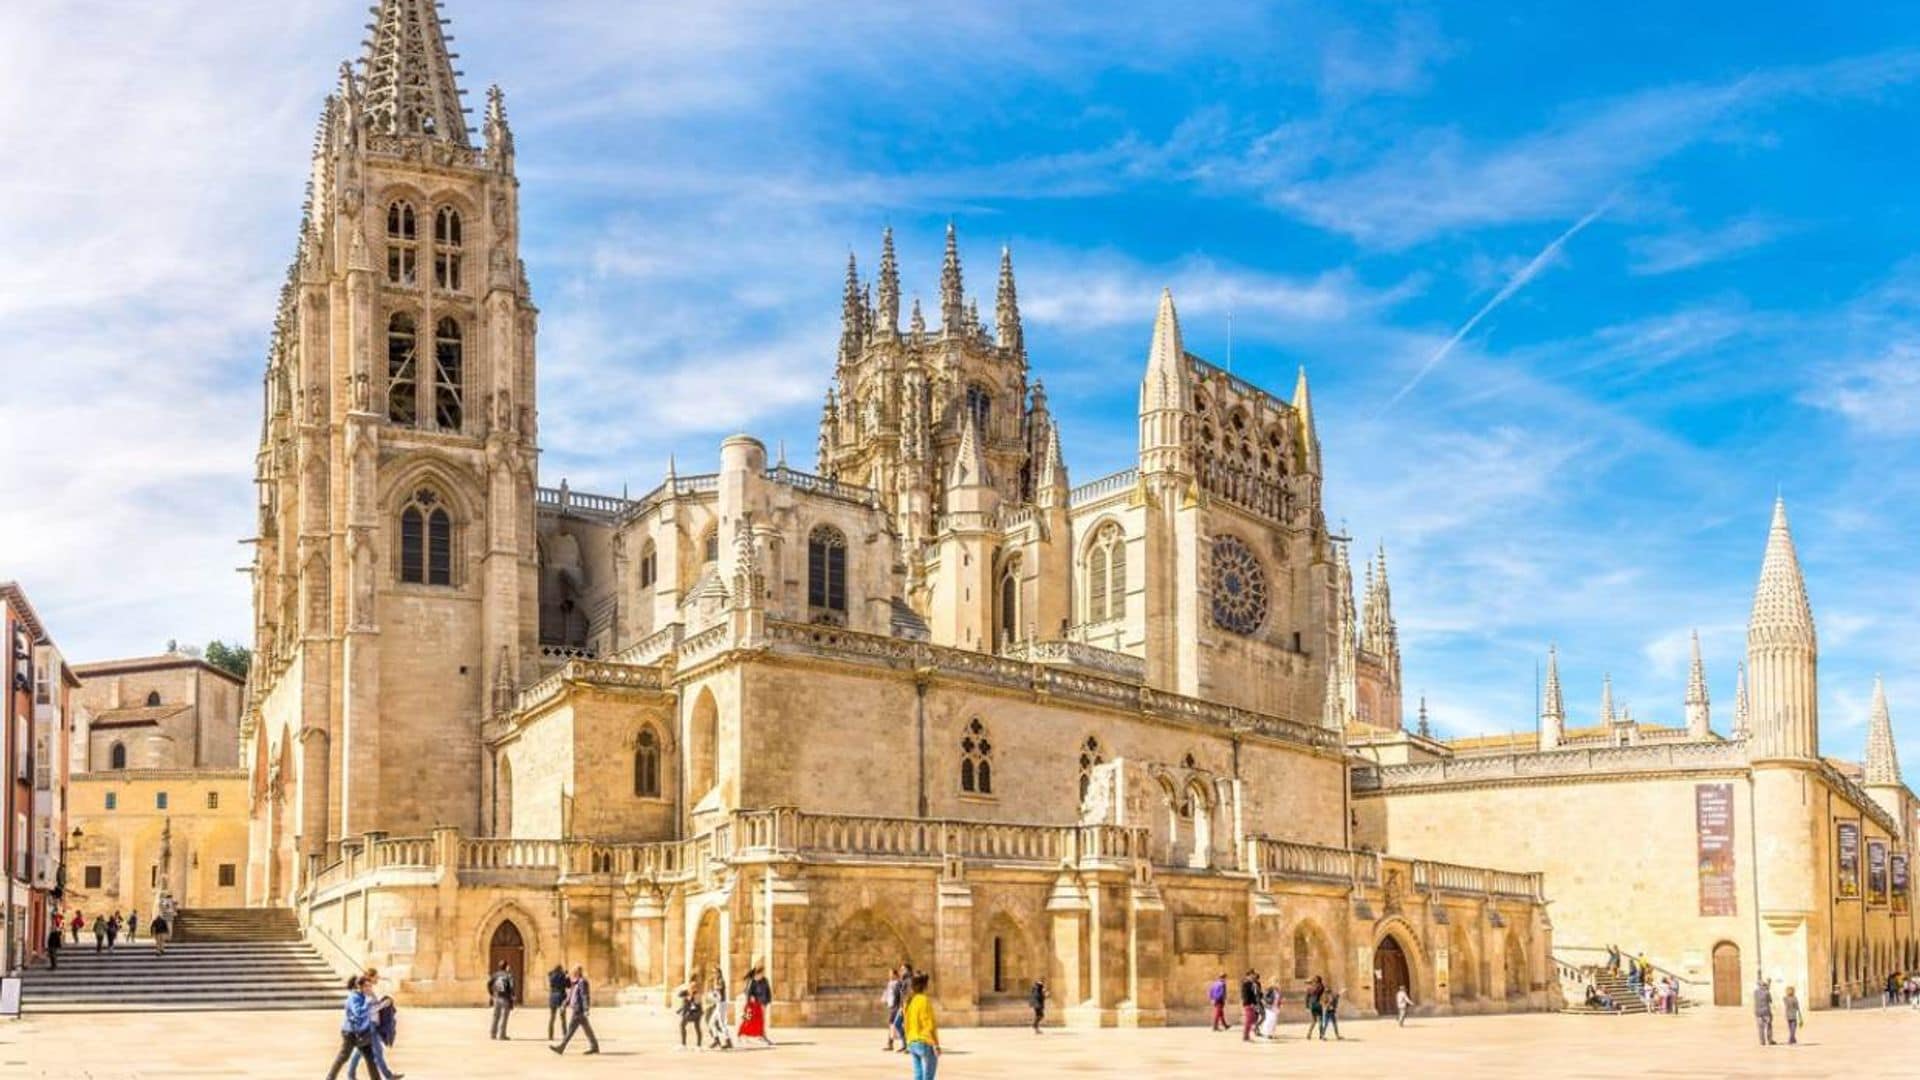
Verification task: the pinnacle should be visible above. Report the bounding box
[1686,629,1709,705]
[1142,289,1187,410]
[361,0,472,146]
[1542,645,1565,721]
[1747,497,1816,647]
[1865,675,1901,786]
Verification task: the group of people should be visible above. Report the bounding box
[671,964,775,1050]
[479,962,601,1054]
[1884,972,1920,1006]
[1751,978,1805,1046]
[873,965,941,1078]
[324,968,403,1080]
[41,907,171,967]
[1207,971,1353,1042]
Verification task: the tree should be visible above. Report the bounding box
[203,640,252,680]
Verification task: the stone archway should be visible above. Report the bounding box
[1503,928,1529,1000]
[489,920,526,1004]
[1374,934,1412,1016]
[1712,941,1741,1006]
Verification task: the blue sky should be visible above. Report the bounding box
[3,2,1918,769]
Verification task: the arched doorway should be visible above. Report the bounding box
[489,921,526,1004]
[1711,941,1741,1006]
[1374,935,1411,1015]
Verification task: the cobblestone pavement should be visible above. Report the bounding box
[5,1002,1915,1078]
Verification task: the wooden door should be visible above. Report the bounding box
[1711,942,1741,1006]
[489,921,526,1004]
[1374,936,1411,1015]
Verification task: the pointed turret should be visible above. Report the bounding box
[1746,497,1819,761]
[1365,544,1397,657]
[1865,676,1901,787]
[1417,696,1432,739]
[817,388,839,475]
[1541,646,1566,750]
[996,246,1024,358]
[1292,366,1321,476]
[838,252,863,365]
[1138,289,1194,477]
[940,221,965,332]
[362,0,471,145]
[909,296,926,338]
[877,227,900,334]
[1600,673,1616,726]
[1036,418,1069,508]
[483,84,514,171]
[1734,662,1751,738]
[949,408,990,490]
[1685,629,1712,739]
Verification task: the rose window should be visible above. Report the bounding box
[1210,535,1268,635]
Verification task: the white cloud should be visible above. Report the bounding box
[1805,345,1920,435]
[1628,216,1785,275]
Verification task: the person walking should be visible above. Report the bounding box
[91,914,107,953]
[903,972,940,1080]
[1029,977,1047,1034]
[326,975,403,1080]
[1753,977,1775,1045]
[105,911,121,950]
[44,917,62,970]
[545,965,569,1042]
[675,976,705,1050]
[1320,987,1344,1040]
[1209,971,1229,1032]
[883,967,905,1051]
[550,966,600,1055]
[69,909,82,946]
[1239,969,1260,1041]
[1304,975,1325,1038]
[741,964,775,1046]
[347,973,402,1080]
[1784,986,1803,1045]
[487,960,515,1040]
[705,969,734,1050]
[1395,984,1412,1026]
[126,911,139,943]
[1259,983,1281,1040]
[149,913,171,956]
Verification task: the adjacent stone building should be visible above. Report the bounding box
[3,581,77,973]
[243,0,1548,1024]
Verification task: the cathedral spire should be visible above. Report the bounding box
[877,227,900,334]
[1541,645,1567,750]
[1037,418,1069,508]
[1685,629,1711,739]
[1865,676,1901,787]
[996,245,1024,358]
[483,84,514,170]
[839,252,863,365]
[1417,695,1431,739]
[1292,366,1321,476]
[940,221,965,333]
[1138,288,1194,477]
[1733,661,1751,738]
[1600,673,1616,726]
[909,296,926,338]
[361,0,472,146]
[1746,497,1819,761]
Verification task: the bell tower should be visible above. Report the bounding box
[247,0,538,900]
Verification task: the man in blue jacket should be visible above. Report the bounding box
[550,966,600,1055]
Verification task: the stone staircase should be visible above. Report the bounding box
[19,908,343,1013]
[1561,964,1693,1015]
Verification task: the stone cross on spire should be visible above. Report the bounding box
[362,0,471,146]
[1685,629,1711,739]
[1865,675,1901,787]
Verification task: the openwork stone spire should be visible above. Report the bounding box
[995,245,1023,358]
[1865,676,1901,787]
[940,221,965,332]
[838,252,863,364]
[1541,645,1566,739]
[877,227,901,334]
[1600,673,1616,726]
[1733,661,1751,738]
[362,0,471,146]
[1746,497,1819,761]
[1685,629,1711,738]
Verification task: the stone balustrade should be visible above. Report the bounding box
[1353,738,1751,792]
[609,622,683,666]
[1069,467,1138,506]
[1000,639,1146,681]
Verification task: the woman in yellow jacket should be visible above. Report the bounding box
[902,972,941,1079]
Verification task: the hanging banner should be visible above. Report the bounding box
[1868,840,1890,905]
[1695,783,1737,916]
[1893,854,1910,915]
[1837,822,1861,899]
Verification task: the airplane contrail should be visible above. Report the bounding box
[1377,196,1614,417]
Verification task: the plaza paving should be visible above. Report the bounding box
[5,1001,1917,1077]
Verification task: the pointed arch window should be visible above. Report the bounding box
[966,384,992,436]
[109,742,127,771]
[434,207,463,291]
[807,525,848,616]
[385,200,418,286]
[1078,736,1104,803]
[702,528,719,564]
[387,313,418,425]
[634,727,661,798]
[399,487,455,586]
[960,717,993,795]
[145,691,161,707]
[1086,524,1126,623]
[638,539,658,590]
[997,557,1020,648]
[433,318,464,431]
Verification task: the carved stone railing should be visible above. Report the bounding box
[1354,739,1751,792]
[1244,836,1366,884]
[1000,639,1145,681]
[676,623,732,665]
[610,622,683,666]
[510,658,670,719]
[765,464,876,505]
[535,484,632,519]
[1411,859,1541,900]
[1070,468,1138,506]
[539,643,597,662]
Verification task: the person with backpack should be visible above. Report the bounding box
[675,976,705,1049]
[487,961,516,1040]
[545,965,569,1042]
[882,967,906,1051]
[1303,975,1325,1038]
[149,913,171,955]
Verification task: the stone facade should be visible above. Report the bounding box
[71,654,244,772]
[245,0,1546,1025]
[66,771,250,917]
[1356,501,1920,1009]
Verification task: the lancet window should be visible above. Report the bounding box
[387,313,417,425]
[399,487,455,586]
[960,717,993,795]
[1086,524,1126,623]
[433,317,464,431]
[386,200,418,286]
[434,207,463,291]
[807,525,847,617]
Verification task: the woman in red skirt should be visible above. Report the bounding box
[738,965,774,1045]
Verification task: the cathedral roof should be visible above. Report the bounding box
[361,0,471,146]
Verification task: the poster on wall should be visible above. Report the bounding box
[1868,840,1890,905]
[1893,854,1910,915]
[1695,783,1737,916]
[1837,821,1862,899]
